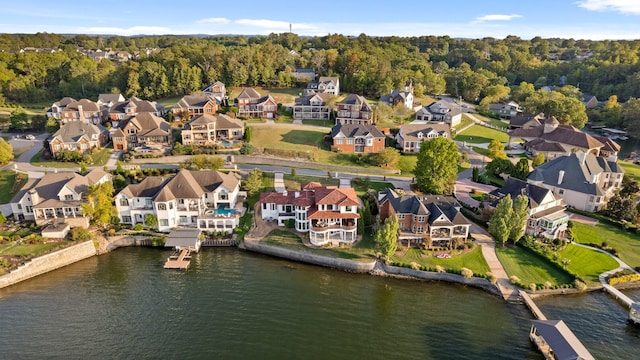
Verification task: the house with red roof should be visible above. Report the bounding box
[259,183,360,246]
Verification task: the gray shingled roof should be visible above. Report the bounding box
[236,87,262,99]
[490,177,552,209]
[331,123,385,139]
[531,320,595,360]
[165,228,202,248]
[399,123,450,142]
[339,94,372,111]
[52,122,106,143]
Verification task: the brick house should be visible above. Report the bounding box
[335,94,373,125]
[235,87,278,119]
[58,99,107,125]
[111,112,172,150]
[49,122,109,156]
[331,123,385,153]
[172,94,220,121]
[107,97,166,125]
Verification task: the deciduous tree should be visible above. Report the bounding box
[374,215,399,257]
[82,182,116,227]
[487,139,507,159]
[243,168,263,197]
[0,137,14,165]
[489,194,512,246]
[414,137,459,194]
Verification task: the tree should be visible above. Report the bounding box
[622,98,640,138]
[620,175,640,199]
[180,154,224,170]
[531,153,545,167]
[603,194,638,222]
[243,168,263,197]
[602,95,622,127]
[489,194,512,246]
[509,195,529,242]
[414,137,459,194]
[512,158,530,180]
[245,126,252,142]
[485,158,514,177]
[45,116,59,134]
[369,147,400,168]
[9,107,29,132]
[0,137,14,165]
[81,181,116,227]
[144,214,158,228]
[374,215,399,257]
[487,139,507,159]
[30,115,46,132]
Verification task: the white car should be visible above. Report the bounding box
[25,135,35,140]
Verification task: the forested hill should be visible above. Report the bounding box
[1,32,639,111]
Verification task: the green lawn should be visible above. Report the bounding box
[0,170,28,203]
[571,221,640,268]
[452,115,473,132]
[155,96,183,108]
[30,147,112,168]
[558,243,618,284]
[0,241,73,257]
[397,155,417,176]
[471,113,509,129]
[303,119,334,128]
[618,161,640,182]
[470,146,489,157]
[262,229,376,260]
[283,174,340,190]
[454,124,509,144]
[91,147,112,166]
[392,246,490,275]
[351,179,394,197]
[496,245,574,286]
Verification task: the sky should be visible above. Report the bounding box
[1,0,640,40]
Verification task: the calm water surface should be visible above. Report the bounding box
[3,247,627,360]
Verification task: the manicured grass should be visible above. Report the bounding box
[470,146,489,157]
[91,147,112,166]
[30,149,81,168]
[558,243,618,284]
[471,113,509,129]
[619,161,640,182]
[262,229,375,260]
[392,246,490,275]
[397,155,416,176]
[0,242,73,257]
[496,245,574,286]
[571,221,640,268]
[454,124,508,144]
[246,173,275,208]
[282,174,340,190]
[155,96,183,108]
[458,162,471,173]
[0,170,28,204]
[452,115,473,132]
[303,119,334,128]
[351,179,394,197]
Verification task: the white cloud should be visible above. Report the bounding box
[235,19,316,30]
[577,0,640,15]
[81,26,171,35]
[197,17,230,24]
[475,14,522,22]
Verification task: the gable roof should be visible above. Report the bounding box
[377,188,429,215]
[399,123,450,141]
[85,168,110,185]
[295,92,331,106]
[62,99,101,112]
[53,97,77,108]
[331,123,385,139]
[154,170,240,202]
[118,112,171,136]
[510,123,605,150]
[318,76,338,85]
[119,176,168,198]
[531,320,595,360]
[509,114,545,127]
[339,94,372,111]
[52,122,107,143]
[236,87,262,100]
[422,195,468,226]
[111,97,164,114]
[174,94,218,110]
[98,93,124,104]
[490,177,554,209]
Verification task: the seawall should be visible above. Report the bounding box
[242,241,377,273]
[0,241,96,289]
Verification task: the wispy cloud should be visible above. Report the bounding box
[80,26,171,35]
[474,14,523,22]
[197,17,230,24]
[577,0,640,15]
[235,19,316,30]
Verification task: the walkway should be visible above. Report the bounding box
[470,223,520,301]
[274,172,285,192]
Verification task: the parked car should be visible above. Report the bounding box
[25,134,35,140]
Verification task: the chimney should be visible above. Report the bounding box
[77,104,86,122]
[578,151,587,165]
[608,154,618,162]
[557,170,565,185]
[28,189,40,205]
[590,174,598,184]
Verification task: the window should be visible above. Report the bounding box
[169,202,173,210]
[336,139,344,145]
[417,226,424,233]
[589,196,594,202]
[26,206,32,213]
[347,139,354,144]
[398,214,405,220]
[65,194,73,200]
[17,204,22,210]
[120,199,129,206]
[345,206,352,212]
[122,216,132,223]
[157,203,167,210]
[159,219,168,226]
[80,143,88,150]
[558,189,564,195]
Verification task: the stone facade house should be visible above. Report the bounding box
[181,114,244,146]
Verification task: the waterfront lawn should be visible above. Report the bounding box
[302,119,334,128]
[262,229,375,260]
[618,161,640,182]
[452,115,473,132]
[454,125,508,144]
[558,243,618,285]
[0,170,28,204]
[496,245,574,286]
[0,241,72,257]
[570,221,640,268]
[392,246,490,275]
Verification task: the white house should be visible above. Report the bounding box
[414,101,462,127]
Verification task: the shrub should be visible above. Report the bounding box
[461,267,473,278]
[574,279,587,292]
[509,275,521,285]
[133,224,144,231]
[486,272,497,284]
[70,227,92,242]
[529,283,537,292]
[544,281,553,290]
[410,262,420,270]
[435,265,445,273]
[240,143,255,155]
[284,219,295,229]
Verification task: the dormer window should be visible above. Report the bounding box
[417,132,423,139]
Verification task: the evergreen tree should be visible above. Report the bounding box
[489,194,513,246]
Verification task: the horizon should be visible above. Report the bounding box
[1,0,640,41]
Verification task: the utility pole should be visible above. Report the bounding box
[289,24,292,33]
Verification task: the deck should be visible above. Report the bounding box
[163,249,191,269]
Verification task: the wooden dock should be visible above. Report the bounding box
[164,249,191,269]
[602,283,635,308]
[520,290,547,320]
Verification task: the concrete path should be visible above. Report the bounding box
[567,213,599,226]
[274,172,285,192]
[470,223,520,301]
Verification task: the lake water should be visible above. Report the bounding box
[0,248,635,359]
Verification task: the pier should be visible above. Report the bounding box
[163,228,202,270]
[164,248,191,269]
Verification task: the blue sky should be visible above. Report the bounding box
[1,0,640,40]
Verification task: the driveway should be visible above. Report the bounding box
[274,172,285,192]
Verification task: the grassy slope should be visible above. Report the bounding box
[619,160,640,182]
[558,243,618,284]
[571,221,640,268]
[0,170,28,203]
[454,124,509,144]
[496,245,574,286]
[392,247,490,274]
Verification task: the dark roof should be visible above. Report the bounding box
[295,92,331,106]
[185,114,243,130]
[120,176,168,198]
[525,139,567,152]
[165,228,202,248]
[111,97,163,114]
[62,99,101,112]
[174,94,217,109]
[98,93,124,104]
[422,195,469,226]
[377,188,429,215]
[339,94,372,111]
[331,123,385,139]
[510,123,604,150]
[527,152,622,195]
[531,320,595,360]
[509,114,544,127]
[489,177,553,208]
[118,112,170,136]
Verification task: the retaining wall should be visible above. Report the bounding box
[243,241,376,273]
[0,241,96,289]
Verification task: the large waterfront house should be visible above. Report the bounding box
[414,101,462,127]
[293,92,332,120]
[508,116,620,161]
[235,87,278,119]
[181,114,244,146]
[527,151,623,212]
[331,123,386,153]
[114,169,243,233]
[111,112,172,150]
[375,188,470,248]
[49,121,109,157]
[259,183,360,247]
[107,97,166,125]
[489,177,569,239]
[305,76,340,96]
[10,168,111,228]
[335,94,373,125]
[172,94,220,121]
[202,81,227,104]
[395,123,450,153]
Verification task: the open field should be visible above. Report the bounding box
[558,243,618,284]
[571,221,640,268]
[454,124,509,144]
[496,245,574,286]
[392,246,491,275]
[0,170,28,204]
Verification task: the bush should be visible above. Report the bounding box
[240,143,255,155]
[70,227,92,242]
[529,283,537,292]
[509,275,521,285]
[435,265,445,273]
[486,272,497,284]
[410,262,420,270]
[574,279,587,292]
[461,267,473,278]
[133,224,144,231]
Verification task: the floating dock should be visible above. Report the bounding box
[163,248,191,269]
